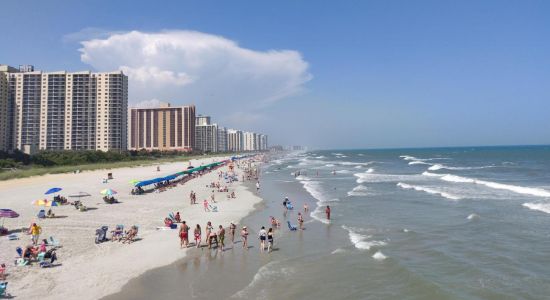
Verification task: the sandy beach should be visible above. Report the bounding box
[0,156,263,299]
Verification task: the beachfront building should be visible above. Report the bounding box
[0,70,8,150]
[227,129,244,152]
[259,134,268,151]
[243,131,256,151]
[128,103,196,152]
[2,67,128,153]
[217,126,228,152]
[195,124,218,152]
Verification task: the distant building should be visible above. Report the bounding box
[128,103,195,152]
[2,67,128,152]
[227,129,244,152]
[196,115,211,126]
[217,126,228,152]
[0,71,7,150]
[259,134,268,151]
[243,132,257,151]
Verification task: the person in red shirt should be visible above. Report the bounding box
[325,205,331,220]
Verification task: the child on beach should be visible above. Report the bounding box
[258,226,267,252]
[194,224,202,248]
[241,226,249,249]
[203,199,210,212]
[229,222,237,243]
[298,213,304,230]
[218,225,225,251]
[267,228,274,252]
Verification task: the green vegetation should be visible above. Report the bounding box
[0,150,232,181]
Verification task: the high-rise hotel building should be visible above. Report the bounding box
[0,65,128,153]
[128,103,196,152]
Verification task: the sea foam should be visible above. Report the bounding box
[440,174,550,198]
[397,182,461,200]
[347,185,368,197]
[372,251,387,260]
[522,203,550,214]
[342,226,386,250]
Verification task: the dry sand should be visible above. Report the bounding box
[0,156,262,299]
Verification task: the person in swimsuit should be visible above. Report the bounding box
[303,204,309,212]
[194,224,202,248]
[218,225,225,251]
[179,221,189,248]
[205,221,213,246]
[267,228,274,252]
[325,205,331,220]
[258,226,267,252]
[203,199,210,212]
[229,222,237,243]
[241,226,249,249]
[298,212,304,230]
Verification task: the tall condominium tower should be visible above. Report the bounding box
[0,71,8,150]
[128,103,196,151]
[227,129,244,152]
[3,69,128,152]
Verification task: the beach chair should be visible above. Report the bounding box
[209,204,218,212]
[168,213,176,222]
[0,282,7,297]
[37,209,46,219]
[287,221,297,231]
[95,226,109,244]
[48,236,61,247]
[112,225,124,241]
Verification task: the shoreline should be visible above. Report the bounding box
[0,156,264,300]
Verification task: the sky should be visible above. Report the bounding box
[1,0,549,149]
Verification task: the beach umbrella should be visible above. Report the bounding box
[45,187,63,195]
[68,191,91,198]
[33,199,59,207]
[129,179,141,185]
[0,208,19,228]
[100,189,117,196]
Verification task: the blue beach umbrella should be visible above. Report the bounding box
[45,187,63,195]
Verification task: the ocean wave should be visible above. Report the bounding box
[342,225,386,250]
[408,161,431,165]
[315,156,326,159]
[325,164,335,167]
[422,171,442,177]
[428,164,495,171]
[347,185,369,197]
[231,261,294,299]
[331,248,347,254]
[299,180,335,224]
[522,203,550,214]
[295,175,311,181]
[467,213,480,220]
[397,182,461,200]
[340,161,373,166]
[439,174,550,197]
[372,251,387,260]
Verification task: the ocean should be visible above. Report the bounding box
[105,145,550,300]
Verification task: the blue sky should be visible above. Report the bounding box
[1,0,549,149]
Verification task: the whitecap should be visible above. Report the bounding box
[372,251,387,260]
[397,182,461,200]
[342,225,386,250]
[522,203,550,214]
[354,165,362,169]
[409,161,431,165]
[467,213,480,220]
[439,174,550,197]
[325,164,335,167]
[347,185,369,197]
[335,170,352,174]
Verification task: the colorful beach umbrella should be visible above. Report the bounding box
[0,209,19,218]
[100,189,117,196]
[45,187,63,195]
[32,199,59,207]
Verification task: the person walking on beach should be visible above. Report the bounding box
[218,225,225,251]
[241,226,249,249]
[267,228,274,252]
[206,221,213,245]
[325,205,331,220]
[298,212,304,230]
[190,191,194,205]
[303,203,309,213]
[203,199,210,212]
[179,221,189,248]
[229,222,237,243]
[30,223,42,245]
[211,191,216,203]
[258,226,267,252]
[194,224,202,248]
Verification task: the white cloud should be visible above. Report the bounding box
[78,30,311,127]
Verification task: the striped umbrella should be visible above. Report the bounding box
[100,189,117,196]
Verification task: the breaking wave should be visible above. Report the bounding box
[397,182,461,200]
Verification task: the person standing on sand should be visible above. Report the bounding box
[303,203,309,213]
[190,191,194,205]
[298,212,305,230]
[241,226,249,249]
[205,221,213,245]
[218,225,226,251]
[267,228,274,252]
[211,191,216,203]
[229,222,237,243]
[194,224,202,248]
[30,223,42,245]
[258,226,267,252]
[179,221,189,248]
[203,199,210,212]
[325,205,331,220]
[256,181,260,192]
